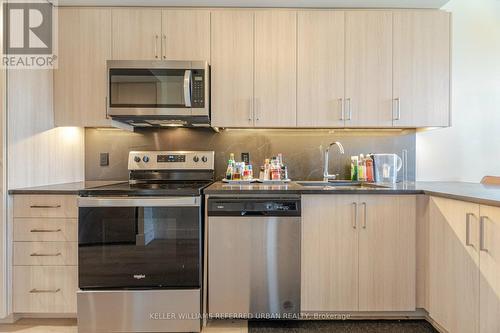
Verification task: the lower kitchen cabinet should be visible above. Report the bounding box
[12,194,78,315]
[301,195,359,311]
[13,266,77,313]
[301,194,416,313]
[429,196,479,333]
[478,205,500,333]
[358,195,416,311]
[429,197,500,333]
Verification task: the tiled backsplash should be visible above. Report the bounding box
[85,128,416,182]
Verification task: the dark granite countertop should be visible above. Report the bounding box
[10,180,500,208]
[204,181,500,207]
[8,181,125,195]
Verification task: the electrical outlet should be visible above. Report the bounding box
[100,153,109,166]
[241,153,250,165]
[241,152,250,164]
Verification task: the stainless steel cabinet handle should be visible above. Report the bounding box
[162,34,167,59]
[352,202,357,229]
[345,98,352,120]
[30,252,61,257]
[255,98,260,121]
[361,202,367,229]
[465,213,474,247]
[30,288,60,294]
[339,98,344,121]
[480,216,488,252]
[248,99,253,122]
[393,98,401,121]
[30,229,62,233]
[154,35,159,59]
[30,205,61,208]
[105,96,109,119]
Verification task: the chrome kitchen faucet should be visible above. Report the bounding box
[323,142,345,182]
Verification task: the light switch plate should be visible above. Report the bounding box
[100,153,109,167]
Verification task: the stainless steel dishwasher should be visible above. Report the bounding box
[207,196,301,319]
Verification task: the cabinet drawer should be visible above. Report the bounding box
[13,218,77,242]
[13,195,77,218]
[13,266,77,313]
[14,242,77,266]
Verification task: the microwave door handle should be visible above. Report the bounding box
[184,70,192,108]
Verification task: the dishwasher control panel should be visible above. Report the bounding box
[207,198,301,217]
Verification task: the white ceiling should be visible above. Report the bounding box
[55,0,450,9]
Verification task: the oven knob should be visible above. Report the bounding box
[202,156,208,163]
[142,156,150,163]
[134,156,141,163]
[193,156,200,163]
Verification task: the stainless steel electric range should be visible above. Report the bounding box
[77,151,214,333]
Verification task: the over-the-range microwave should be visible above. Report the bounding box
[106,60,210,128]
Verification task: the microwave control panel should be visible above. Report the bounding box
[191,69,205,108]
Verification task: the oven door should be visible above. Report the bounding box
[78,196,201,290]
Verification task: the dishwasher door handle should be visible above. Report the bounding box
[240,211,265,216]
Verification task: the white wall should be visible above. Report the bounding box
[7,70,85,189]
[416,0,500,182]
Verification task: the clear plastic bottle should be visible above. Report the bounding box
[351,156,359,181]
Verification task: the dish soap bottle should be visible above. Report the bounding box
[225,153,235,180]
[351,156,359,181]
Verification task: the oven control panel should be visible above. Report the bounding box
[128,151,214,170]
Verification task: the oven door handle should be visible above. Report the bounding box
[78,196,200,207]
[184,70,192,108]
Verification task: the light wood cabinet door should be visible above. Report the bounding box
[301,195,359,312]
[393,10,451,127]
[479,205,500,333]
[13,195,78,218]
[345,11,393,127]
[297,11,345,127]
[162,10,210,61]
[13,242,77,266]
[210,10,254,128]
[358,195,416,311]
[429,197,480,333]
[54,8,111,127]
[254,10,297,127]
[112,8,162,60]
[13,266,77,313]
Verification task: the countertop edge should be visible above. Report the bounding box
[422,190,500,208]
[8,181,125,195]
[10,181,500,208]
[8,189,81,195]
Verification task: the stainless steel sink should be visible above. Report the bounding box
[296,181,390,190]
[297,181,361,187]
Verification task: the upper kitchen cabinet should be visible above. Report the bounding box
[297,11,345,127]
[211,11,254,128]
[393,11,451,127]
[254,10,297,127]
[111,9,210,61]
[345,11,393,127]
[54,8,111,127]
[112,9,162,60]
[162,10,210,61]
